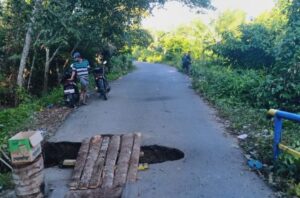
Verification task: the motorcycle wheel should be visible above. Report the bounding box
[66,94,75,108]
[98,80,107,100]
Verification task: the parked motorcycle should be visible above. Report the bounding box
[93,61,110,100]
[61,69,79,107]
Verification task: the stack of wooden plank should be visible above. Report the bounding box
[12,155,44,198]
[66,133,142,198]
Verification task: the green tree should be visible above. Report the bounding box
[212,10,246,38]
[0,0,213,105]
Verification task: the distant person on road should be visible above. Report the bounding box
[182,51,192,75]
[69,51,90,105]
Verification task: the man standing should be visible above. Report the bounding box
[69,52,90,105]
[182,51,192,74]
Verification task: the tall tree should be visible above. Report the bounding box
[17,0,42,87]
[212,10,246,39]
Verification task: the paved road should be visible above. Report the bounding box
[47,62,274,198]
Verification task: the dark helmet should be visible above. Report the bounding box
[72,51,81,59]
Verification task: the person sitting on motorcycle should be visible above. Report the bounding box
[69,51,90,105]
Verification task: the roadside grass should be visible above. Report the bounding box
[184,61,300,197]
[107,66,135,81]
[0,87,64,149]
[0,173,13,190]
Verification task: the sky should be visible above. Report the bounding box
[142,0,276,31]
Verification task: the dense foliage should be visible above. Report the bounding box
[0,0,212,107]
[135,0,300,196]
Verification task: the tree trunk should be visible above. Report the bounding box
[59,41,80,83]
[27,32,42,91]
[43,46,61,94]
[27,52,36,91]
[17,0,42,87]
[43,47,50,94]
[56,62,61,85]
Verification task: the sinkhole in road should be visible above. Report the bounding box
[139,145,184,164]
[43,142,184,168]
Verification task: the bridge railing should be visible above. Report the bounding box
[268,109,300,160]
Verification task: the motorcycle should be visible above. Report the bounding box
[61,69,79,108]
[93,61,110,100]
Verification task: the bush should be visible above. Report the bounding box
[0,87,64,149]
[0,173,13,189]
[109,54,134,80]
[191,62,265,106]
[132,46,163,63]
[190,60,300,195]
[38,86,63,107]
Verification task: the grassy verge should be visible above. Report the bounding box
[0,87,64,148]
[182,61,300,197]
[109,54,135,80]
[0,173,13,190]
[107,66,135,81]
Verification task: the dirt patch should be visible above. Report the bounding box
[32,106,73,139]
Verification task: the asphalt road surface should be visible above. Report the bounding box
[47,62,274,198]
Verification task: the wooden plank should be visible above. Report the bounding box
[65,187,123,198]
[12,155,44,179]
[69,138,91,190]
[113,134,134,187]
[14,178,43,196]
[67,133,142,197]
[12,155,44,197]
[12,169,43,186]
[127,133,142,182]
[89,136,110,188]
[102,135,121,188]
[78,136,102,189]
[62,159,76,167]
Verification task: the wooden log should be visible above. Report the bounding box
[78,136,102,189]
[139,151,144,157]
[102,135,121,188]
[127,133,142,182]
[62,159,76,167]
[12,169,43,186]
[0,157,12,170]
[0,148,11,163]
[18,192,43,198]
[65,187,123,198]
[12,155,44,197]
[89,136,110,188]
[113,134,134,187]
[15,180,43,196]
[69,138,91,190]
[12,155,43,176]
